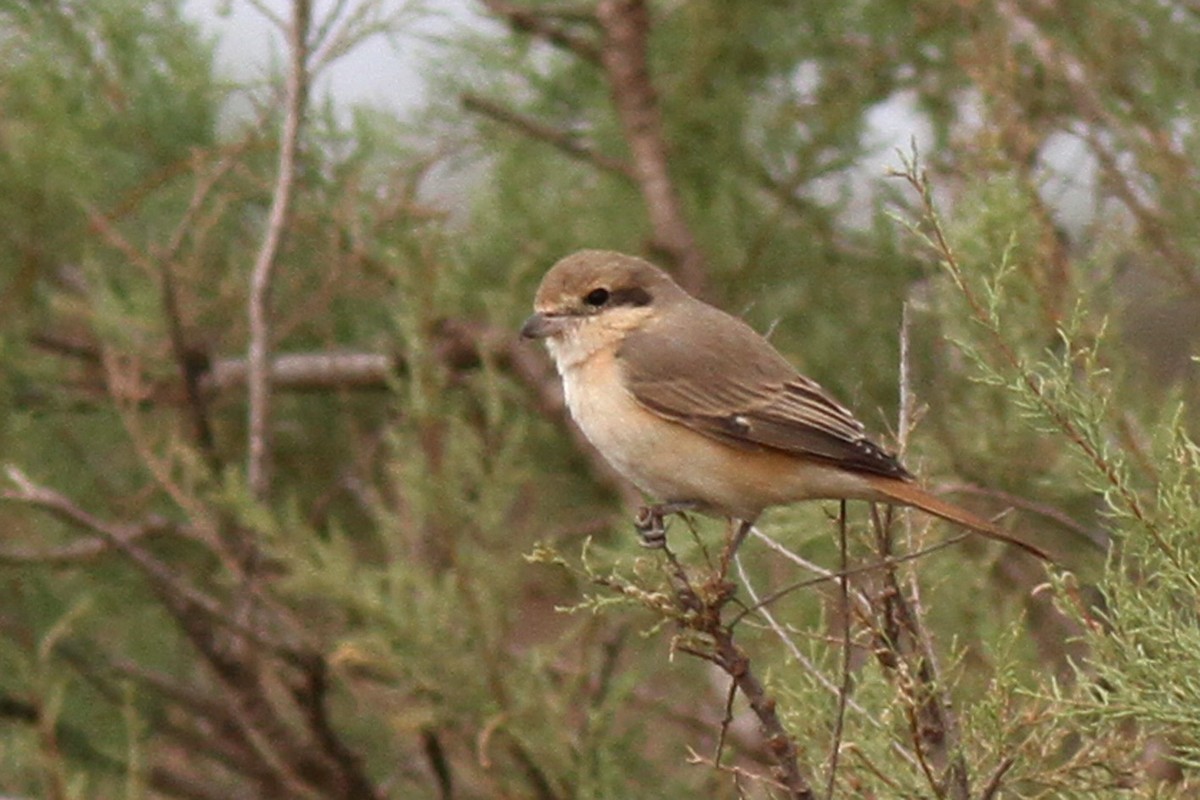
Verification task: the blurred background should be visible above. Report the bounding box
[2,1,1200,797]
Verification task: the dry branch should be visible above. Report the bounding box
[470,0,709,291]
[480,0,600,63]
[596,0,707,294]
[203,351,398,393]
[461,92,634,178]
[654,538,816,799]
[248,0,312,500]
[0,524,165,565]
[154,147,247,457]
[866,511,970,799]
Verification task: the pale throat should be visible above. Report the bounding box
[543,309,650,374]
[546,327,603,373]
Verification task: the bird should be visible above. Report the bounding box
[520,249,1047,560]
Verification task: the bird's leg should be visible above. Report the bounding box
[729,518,753,553]
[634,501,698,548]
[718,518,754,576]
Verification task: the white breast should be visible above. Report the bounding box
[558,350,675,494]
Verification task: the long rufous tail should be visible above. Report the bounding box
[867,477,1050,561]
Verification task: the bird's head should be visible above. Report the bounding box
[520,250,687,368]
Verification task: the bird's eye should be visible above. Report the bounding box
[584,287,610,307]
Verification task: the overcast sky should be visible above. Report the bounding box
[183,0,477,114]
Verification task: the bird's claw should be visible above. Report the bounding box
[634,505,669,548]
[634,502,698,548]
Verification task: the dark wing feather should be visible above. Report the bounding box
[618,299,910,479]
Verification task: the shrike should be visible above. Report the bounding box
[521,249,1045,559]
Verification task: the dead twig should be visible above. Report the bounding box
[734,532,968,624]
[0,522,168,565]
[461,92,634,179]
[152,145,247,459]
[657,538,816,799]
[826,502,852,799]
[248,0,312,500]
[978,755,1016,800]
[867,504,969,800]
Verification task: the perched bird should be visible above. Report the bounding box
[521,249,1046,559]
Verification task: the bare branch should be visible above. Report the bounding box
[461,92,634,179]
[596,0,707,294]
[734,549,902,743]
[245,0,287,31]
[292,657,382,799]
[656,540,816,799]
[248,0,312,500]
[866,506,969,799]
[0,524,164,565]
[738,527,966,623]
[826,503,852,800]
[204,351,397,393]
[310,0,418,75]
[25,317,642,511]
[309,0,354,58]
[480,0,601,63]
[978,756,1015,800]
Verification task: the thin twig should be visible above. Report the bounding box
[461,92,634,178]
[480,0,600,62]
[657,538,816,799]
[734,530,968,624]
[0,524,166,565]
[734,547,926,770]
[686,748,792,795]
[978,756,1015,800]
[248,0,311,500]
[310,0,415,75]
[246,0,287,31]
[714,677,737,768]
[152,145,247,458]
[826,503,852,799]
[868,504,969,800]
[734,554,874,720]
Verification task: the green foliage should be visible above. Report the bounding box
[0,0,217,317]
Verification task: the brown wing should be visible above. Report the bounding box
[618,298,910,479]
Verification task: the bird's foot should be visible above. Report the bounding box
[634,502,697,549]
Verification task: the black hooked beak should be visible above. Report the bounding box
[520,312,567,339]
